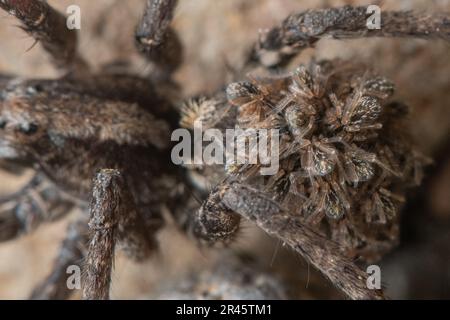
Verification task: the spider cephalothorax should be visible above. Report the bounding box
[0,0,449,300]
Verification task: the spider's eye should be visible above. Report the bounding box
[0,119,6,129]
[19,123,39,135]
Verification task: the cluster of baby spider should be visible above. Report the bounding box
[218,60,422,261]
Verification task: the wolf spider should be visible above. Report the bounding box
[0,1,448,300]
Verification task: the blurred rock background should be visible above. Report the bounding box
[0,0,449,299]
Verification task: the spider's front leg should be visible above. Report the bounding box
[191,180,384,300]
[135,0,182,79]
[0,0,88,73]
[82,169,156,300]
[249,5,450,68]
[0,160,26,174]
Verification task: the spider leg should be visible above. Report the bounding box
[0,174,74,242]
[82,169,156,300]
[135,0,182,79]
[305,184,327,225]
[249,5,450,68]
[0,159,27,175]
[197,180,385,300]
[0,0,88,73]
[30,217,88,300]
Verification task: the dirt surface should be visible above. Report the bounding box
[0,0,449,299]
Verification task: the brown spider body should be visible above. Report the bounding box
[0,0,448,300]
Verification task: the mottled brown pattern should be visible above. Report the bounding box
[250,5,450,68]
